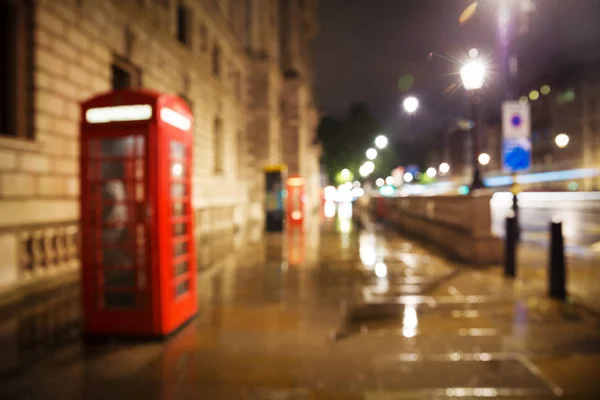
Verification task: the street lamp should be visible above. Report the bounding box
[366,148,377,160]
[426,167,437,178]
[555,133,570,148]
[375,135,388,149]
[460,59,485,91]
[375,178,384,187]
[460,57,486,190]
[478,153,491,166]
[359,161,375,177]
[439,162,450,175]
[403,96,419,114]
[403,172,414,183]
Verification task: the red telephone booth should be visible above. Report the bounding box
[80,90,197,337]
[286,176,305,226]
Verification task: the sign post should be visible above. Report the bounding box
[502,101,531,173]
[502,101,531,244]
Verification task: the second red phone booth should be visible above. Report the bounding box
[80,90,197,337]
[286,176,305,226]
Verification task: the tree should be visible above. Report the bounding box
[317,103,390,183]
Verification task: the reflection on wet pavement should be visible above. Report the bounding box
[1,203,600,399]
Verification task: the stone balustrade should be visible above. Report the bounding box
[19,223,80,282]
[364,194,502,265]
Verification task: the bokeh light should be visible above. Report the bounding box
[403,96,419,113]
[519,96,529,104]
[366,148,377,160]
[397,74,414,92]
[555,133,570,148]
[478,153,491,166]
[444,83,457,93]
[459,2,478,25]
[541,85,551,95]
[375,135,388,149]
[529,90,540,101]
[439,162,450,175]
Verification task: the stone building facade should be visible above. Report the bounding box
[0,0,320,297]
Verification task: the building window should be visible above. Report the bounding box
[237,130,244,177]
[199,24,208,52]
[177,2,191,46]
[1,0,33,138]
[233,69,242,98]
[111,58,141,90]
[212,44,221,77]
[213,117,223,174]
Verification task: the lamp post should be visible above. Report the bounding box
[375,135,388,149]
[460,58,486,190]
[403,96,419,114]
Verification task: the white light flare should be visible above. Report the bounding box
[439,162,450,175]
[375,135,388,149]
[460,59,486,90]
[366,148,378,160]
[403,96,419,113]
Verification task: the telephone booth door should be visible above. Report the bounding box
[158,125,197,335]
[82,132,153,334]
[286,176,305,225]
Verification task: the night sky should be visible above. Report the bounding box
[315,0,600,143]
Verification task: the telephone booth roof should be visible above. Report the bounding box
[81,89,193,133]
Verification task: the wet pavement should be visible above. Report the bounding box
[1,204,600,399]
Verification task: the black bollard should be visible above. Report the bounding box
[504,214,517,278]
[512,193,521,243]
[549,220,567,300]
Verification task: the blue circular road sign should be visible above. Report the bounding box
[511,114,522,127]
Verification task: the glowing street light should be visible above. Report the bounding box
[375,178,384,187]
[385,176,395,185]
[366,148,378,160]
[555,133,570,149]
[375,135,388,149]
[460,59,485,90]
[439,162,450,175]
[426,167,437,178]
[341,168,351,180]
[403,96,419,114]
[403,172,413,183]
[478,153,491,166]
[359,161,375,177]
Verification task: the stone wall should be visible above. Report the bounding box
[361,194,503,265]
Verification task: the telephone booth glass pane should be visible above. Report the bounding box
[86,135,148,310]
[291,187,301,211]
[169,140,191,299]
